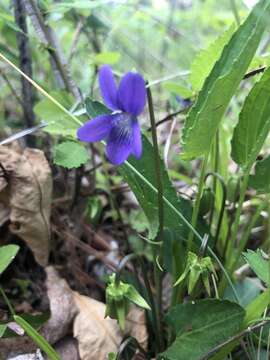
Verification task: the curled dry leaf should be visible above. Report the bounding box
[41,266,78,344]
[73,292,122,360]
[73,293,148,360]
[0,146,52,266]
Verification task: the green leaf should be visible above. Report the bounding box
[119,136,192,239]
[94,51,121,65]
[211,289,270,360]
[34,91,79,137]
[244,288,270,328]
[190,24,235,92]
[224,278,261,308]
[181,0,270,160]
[163,82,193,98]
[249,155,270,193]
[160,299,245,360]
[14,315,61,360]
[53,141,89,169]
[85,98,111,118]
[125,285,151,310]
[231,67,270,168]
[243,249,270,285]
[0,245,19,275]
[0,324,7,338]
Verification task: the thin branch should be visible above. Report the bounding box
[13,0,36,147]
[0,70,24,108]
[22,0,82,101]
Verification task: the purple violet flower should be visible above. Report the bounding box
[77,65,146,165]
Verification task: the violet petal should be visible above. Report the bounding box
[77,114,113,142]
[131,120,142,159]
[99,65,118,110]
[117,72,146,116]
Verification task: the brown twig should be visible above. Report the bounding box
[22,0,81,101]
[13,0,36,147]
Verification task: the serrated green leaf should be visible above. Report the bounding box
[34,91,79,137]
[211,289,270,360]
[160,299,245,360]
[54,141,89,169]
[231,67,270,168]
[190,24,235,92]
[85,98,111,118]
[0,245,19,275]
[181,0,270,160]
[243,249,270,285]
[249,155,270,193]
[119,136,192,239]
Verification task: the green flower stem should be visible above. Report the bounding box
[209,132,219,233]
[0,285,15,316]
[230,0,240,26]
[187,154,209,252]
[147,84,164,352]
[232,200,266,267]
[219,170,250,294]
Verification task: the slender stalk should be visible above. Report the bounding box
[230,0,240,26]
[0,286,15,316]
[219,170,250,294]
[209,132,219,232]
[231,200,265,269]
[147,84,164,352]
[187,155,209,252]
[0,51,82,126]
[228,171,250,263]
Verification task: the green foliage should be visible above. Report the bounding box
[34,91,79,137]
[174,251,216,295]
[211,289,270,360]
[190,24,235,92]
[181,0,270,160]
[53,141,89,169]
[1,312,50,338]
[224,278,261,308]
[85,98,111,118]
[243,249,270,286]
[14,315,61,360]
[160,300,245,360]
[0,245,19,275]
[163,82,193,98]
[120,136,192,239]
[105,273,150,330]
[94,51,121,65]
[249,155,270,193]
[231,67,270,168]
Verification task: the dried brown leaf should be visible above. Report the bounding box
[73,293,148,359]
[73,292,122,360]
[126,307,148,350]
[0,146,52,266]
[41,266,78,344]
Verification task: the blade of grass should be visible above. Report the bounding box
[14,315,61,360]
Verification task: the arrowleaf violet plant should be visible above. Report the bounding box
[77,65,146,165]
